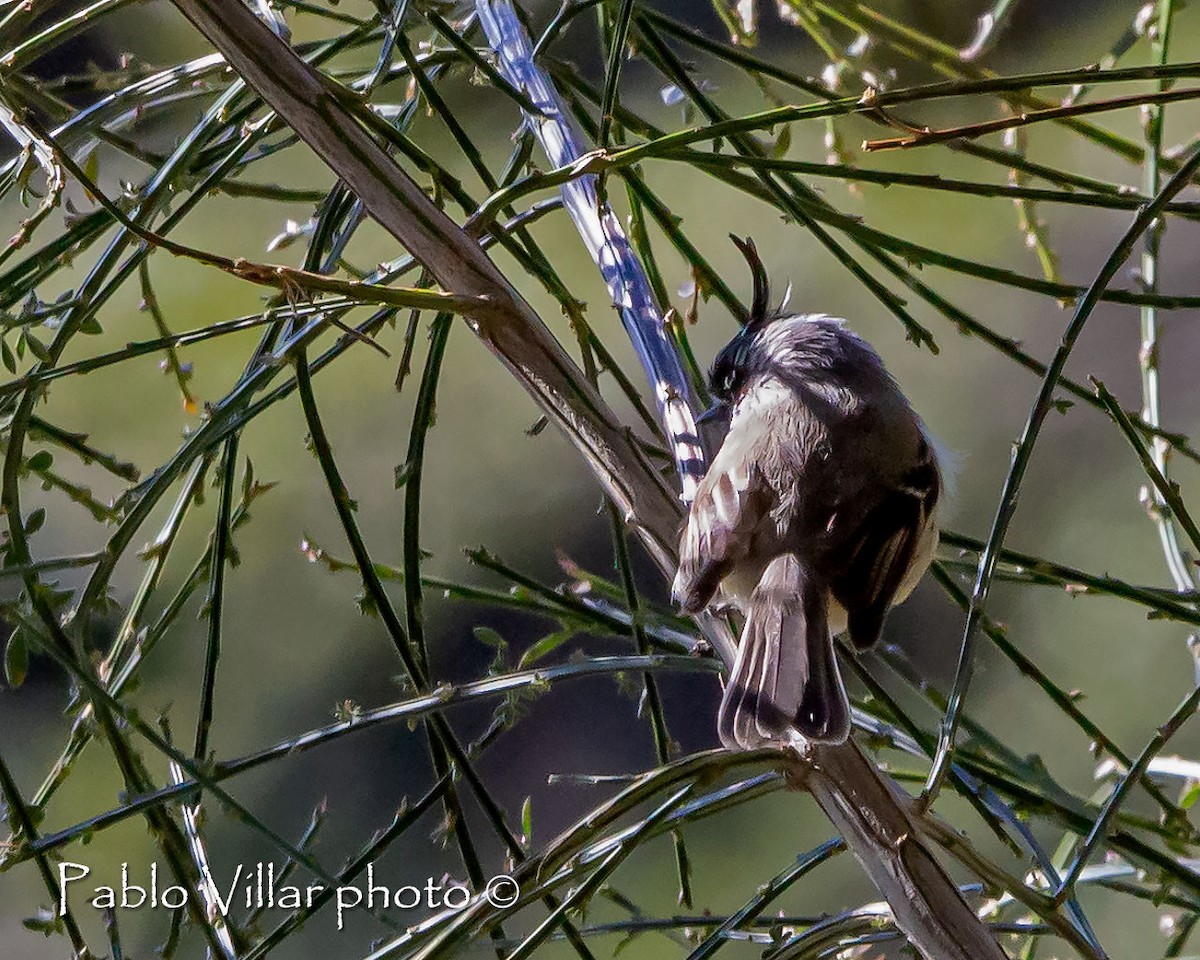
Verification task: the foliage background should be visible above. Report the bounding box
[2,0,1200,957]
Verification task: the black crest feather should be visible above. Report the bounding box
[730,234,770,324]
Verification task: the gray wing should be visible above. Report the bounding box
[830,436,941,650]
[672,411,769,613]
[674,387,817,611]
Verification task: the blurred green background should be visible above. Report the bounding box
[3,1,1200,956]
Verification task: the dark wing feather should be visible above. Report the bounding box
[831,450,940,650]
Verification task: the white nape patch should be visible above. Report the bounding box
[754,313,851,362]
[777,312,848,330]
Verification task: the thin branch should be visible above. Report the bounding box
[9,655,715,864]
[1091,377,1200,559]
[1135,0,1199,679]
[499,784,696,960]
[597,0,635,148]
[476,0,705,503]
[167,760,239,960]
[194,439,238,762]
[922,144,1200,805]
[1055,683,1200,902]
[685,838,844,959]
[0,749,89,955]
[0,90,64,264]
[863,86,1200,152]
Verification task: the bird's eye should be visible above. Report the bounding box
[710,348,745,400]
[710,366,729,397]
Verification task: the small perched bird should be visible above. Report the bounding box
[674,237,941,748]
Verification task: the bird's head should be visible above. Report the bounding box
[700,235,793,419]
[698,236,887,426]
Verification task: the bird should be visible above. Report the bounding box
[674,236,941,749]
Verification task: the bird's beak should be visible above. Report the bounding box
[695,401,727,426]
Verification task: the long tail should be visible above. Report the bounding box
[717,554,851,749]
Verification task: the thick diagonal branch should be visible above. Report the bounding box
[167,0,682,575]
